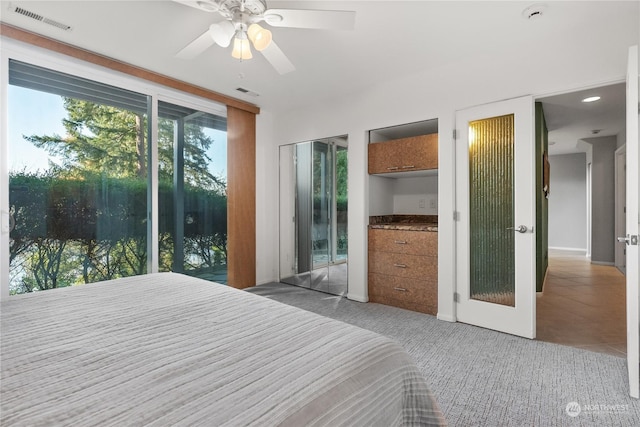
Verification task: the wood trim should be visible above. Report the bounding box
[226,106,256,288]
[0,23,260,115]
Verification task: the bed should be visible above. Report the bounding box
[1,273,445,426]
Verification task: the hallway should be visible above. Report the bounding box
[536,249,627,357]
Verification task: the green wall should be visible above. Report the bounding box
[535,102,549,292]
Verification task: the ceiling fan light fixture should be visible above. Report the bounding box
[209,20,235,47]
[247,23,272,51]
[232,32,253,60]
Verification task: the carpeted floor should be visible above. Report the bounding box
[246,282,640,426]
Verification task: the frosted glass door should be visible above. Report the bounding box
[469,114,516,306]
[455,96,536,338]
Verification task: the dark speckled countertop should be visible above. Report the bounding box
[369,215,438,232]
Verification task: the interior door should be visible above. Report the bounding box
[624,45,639,399]
[455,96,536,338]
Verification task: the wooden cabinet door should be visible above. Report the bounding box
[368,228,437,256]
[368,134,438,174]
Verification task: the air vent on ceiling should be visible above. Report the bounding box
[236,87,259,97]
[12,5,72,31]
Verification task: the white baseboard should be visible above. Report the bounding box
[437,313,456,322]
[591,260,615,266]
[347,293,368,303]
[548,246,587,255]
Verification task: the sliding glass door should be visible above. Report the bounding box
[157,101,228,283]
[7,60,150,294]
[4,59,228,296]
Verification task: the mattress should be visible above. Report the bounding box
[1,272,445,426]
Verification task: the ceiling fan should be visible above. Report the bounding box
[173,0,356,75]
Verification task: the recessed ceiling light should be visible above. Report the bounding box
[582,96,601,103]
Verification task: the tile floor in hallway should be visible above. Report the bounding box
[536,249,627,358]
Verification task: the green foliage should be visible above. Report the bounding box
[9,97,228,294]
[26,99,147,178]
[336,147,348,198]
[9,172,227,294]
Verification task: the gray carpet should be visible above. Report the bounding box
[246,282,640,426]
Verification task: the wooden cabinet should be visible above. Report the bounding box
[368,228,437,315]
[368,134,438,175]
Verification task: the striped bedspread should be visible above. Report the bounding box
[1,273,445,426]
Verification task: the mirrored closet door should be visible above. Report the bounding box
[279,136,348,295]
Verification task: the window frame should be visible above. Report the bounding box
[0,37,228,299]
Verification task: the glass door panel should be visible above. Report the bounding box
[469,114,515,306]
[328,141,348,295]
[335,144,348,263]
[7,61,150,294]
[157,101,228,284]
[312,141,332,280]
[311,141,332,292]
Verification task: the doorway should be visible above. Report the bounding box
[454,96,536,338]
[279,136,348,296]
[536,82,627,356]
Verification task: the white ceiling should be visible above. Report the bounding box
[1,1,638,154]
[539,83,627,155]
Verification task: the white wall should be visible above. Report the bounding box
[392,176,438,215]
[369,175,438,216]
[368,175,395,216]
[255,16,637,321]
[584,136,618,264]
[255,110,279,285]
[548,153,587,252]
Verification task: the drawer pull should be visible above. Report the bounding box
[393,263,407,268]
[394,240,408,245]
[401,165,416,169]
[394,287,408,292]
[386,166,399,171]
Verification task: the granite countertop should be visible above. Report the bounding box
[369,215,438,232]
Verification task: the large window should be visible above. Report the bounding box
[7,60,227,294]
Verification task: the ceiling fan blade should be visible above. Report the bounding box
[176,30,215,59]
[260,41,295,75]
[172,0,219,13]
[263,9,356,30]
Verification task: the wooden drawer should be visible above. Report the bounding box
[368,133,438,174]
[368,273,437,315]
[368,228,436,256]
[368,251,437,280]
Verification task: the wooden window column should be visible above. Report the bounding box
[227,107,256,288]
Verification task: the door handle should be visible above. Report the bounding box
[618,235,639,245]
[506,225,528,233]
